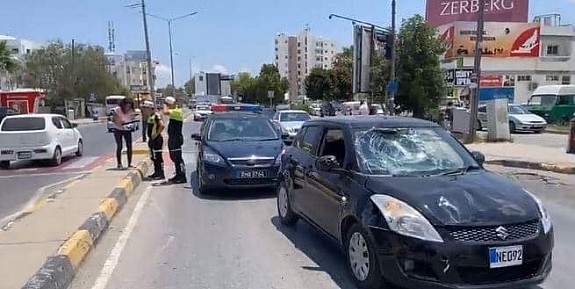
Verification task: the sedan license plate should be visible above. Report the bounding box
[237,170,267,179]
[18,152,33,160]
[489,245,523,268]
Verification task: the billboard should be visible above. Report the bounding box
[426,0,529,27]
[444,68,504,87]
[206,73,221,96]
[442,22,540,59]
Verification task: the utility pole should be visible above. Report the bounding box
[466,0,486,143]
[71,39,76,100]
[389,0,397,115]
[168,20,175,96]
[369,25,376,105]
[140,0,156,103]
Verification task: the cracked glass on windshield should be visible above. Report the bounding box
[354,127,466,176]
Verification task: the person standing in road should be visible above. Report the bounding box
[112,98,137,169]
[359,101,370,115]
[142,101,165,180]
[141,101,152,143]
[163,97,187,184]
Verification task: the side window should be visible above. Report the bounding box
[319,129,347,166]
[298,126,323,156]
[52,117,63,129]
[61,118,73,129]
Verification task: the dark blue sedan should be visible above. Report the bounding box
[192,111,288,194]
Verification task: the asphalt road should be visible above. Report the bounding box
[0,121,142,222]
[70,120,575,289]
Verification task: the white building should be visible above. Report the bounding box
[106,50,158,95]
[275,27,340,100]
[441,14,575,104]
[193,72,232,103]
[0,35,42,90]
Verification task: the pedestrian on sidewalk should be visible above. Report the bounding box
[111,98,137,169]
[142,101,165,180]
[163,97,187,184]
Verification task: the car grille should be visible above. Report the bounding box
[228,159,275,167]
[457,259,543,285]
[447,220,540,243]
[224,178,276,186]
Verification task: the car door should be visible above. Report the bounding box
[51,116,67,149]
[59,117,76,153]
[288,125,324,220]
[305,127,348,237]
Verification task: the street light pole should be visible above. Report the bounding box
[466,0,486,143]
[389,0,397,115]
[140,0,156,103]
[168,20,175,96]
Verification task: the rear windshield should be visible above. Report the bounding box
[1,117,46,131]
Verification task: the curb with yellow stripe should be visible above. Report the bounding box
[22,160,151,289]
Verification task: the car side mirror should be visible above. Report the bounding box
[72,123,78,128]
[191,133,201,141]
[316,155,341,172]
[471,151,485,165]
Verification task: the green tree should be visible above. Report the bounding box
[256,64,286,104]
[184,78,195,95]
[0,40,17,73]
[395,15,446,117]
[371,53,390,104]
[305,67,333,101]
[330,46,353,101]
[231,72,258,102]
[23,41,128,105]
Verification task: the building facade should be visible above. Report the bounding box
[440,14,575,104]
[0,35,42,91]
[193,72,232,103]
[106,50,158,97]
[275,28,340,100]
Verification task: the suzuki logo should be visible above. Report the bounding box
[495,226,510,240]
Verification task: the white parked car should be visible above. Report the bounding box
[0,114,84,169]
[478,104,547,133]
[193,104,213,121]
[272,110,311,143]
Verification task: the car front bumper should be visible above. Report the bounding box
[515,123,546,132]
[199,161,280,190]
[0,144,56,162]
[369,226,554,289]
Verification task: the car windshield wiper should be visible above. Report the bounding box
[438,165,482,176]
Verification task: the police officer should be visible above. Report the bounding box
[163,97,187,184]
[142,101,165,180]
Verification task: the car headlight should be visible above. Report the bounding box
[370,194,443,243]
[203,148,225,164]
[524,190,552,234]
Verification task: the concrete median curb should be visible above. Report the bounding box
[485,159,575,175]
[21,160,151,289]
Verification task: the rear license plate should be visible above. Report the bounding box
[489,245,523,268]
[237,170,267,178]
[18,152,33,160]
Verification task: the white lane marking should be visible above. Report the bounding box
[61,157,99,170]
[0,171,91,179]
[91,185,152,289]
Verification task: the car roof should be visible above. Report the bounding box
[209,112,267,119]
[279,110,308,113]
[3,113,62,119]
[304,115,439,129]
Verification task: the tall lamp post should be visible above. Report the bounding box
[389,0,397,115]
[466,0,486,143]
[147,12,198,97]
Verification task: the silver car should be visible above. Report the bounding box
[478,104,547,133]
[272,110,311,143]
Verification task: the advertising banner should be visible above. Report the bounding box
[444,69,505,87]
[480,75,504,87]
[426,0,529,27]
[443,22,540,59]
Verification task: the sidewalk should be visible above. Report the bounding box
[0,146,151,289]
[466,142,575,174]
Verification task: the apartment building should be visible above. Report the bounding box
[0,35,41,90]
[106,50,158,95]
[275,27,340,101]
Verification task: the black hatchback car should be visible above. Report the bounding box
[276,116,553,289]
[192,112,288,194]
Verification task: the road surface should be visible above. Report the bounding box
[70,120,574,289]
[479,130,568,150]
[0,121,142,221]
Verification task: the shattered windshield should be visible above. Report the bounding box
[354,127,466,176]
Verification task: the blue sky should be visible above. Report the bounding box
[1,0,574,87]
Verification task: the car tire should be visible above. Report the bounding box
[277,181,298,226]
[0,161,10,169]
[196,162,211,195]
[345,223,385,289]
[509,121,516,133]
[76,140,84,157]
[50,147,62,167]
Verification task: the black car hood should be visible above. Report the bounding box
[365,171,540,226]
[207,140,283,159]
